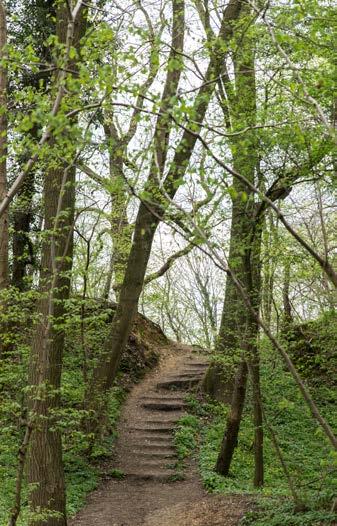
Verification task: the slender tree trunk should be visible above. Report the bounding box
[103,122,132,297]
[249,357,264,486]
[281,258,293,336]
[261,213,276,329]
[0,0,8,290]
[9,425,33,526]
[12,170,36,290]
[248,221,264,487]
[103,252,114,301]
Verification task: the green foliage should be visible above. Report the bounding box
[109,468,125,480]
[0,292,126,524]
[183,342,337,525]
[242,499,337,526]
[174,413,200,460]
[284,311,337,383]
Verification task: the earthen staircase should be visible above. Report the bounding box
[116,353,208,481]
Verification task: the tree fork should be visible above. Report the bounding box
[85,0,244,434]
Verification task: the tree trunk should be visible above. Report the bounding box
[27,5,85,525]
[12,170,36,290]
[103,121,132,298]
[85,203,159,430]
[261,213,277,329]
[204,31,258,402]
[215,360,248,474]
[209,8,265,482]
[0,0,8,290]
[27,164,75,526]
[249,353,264,487]
[11,0,55,291]
[282,259,292,326]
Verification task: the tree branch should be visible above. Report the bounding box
[144,243,195,285]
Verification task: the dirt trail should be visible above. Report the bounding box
[70,343,251,526]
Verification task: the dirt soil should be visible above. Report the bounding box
[70,343,252,526]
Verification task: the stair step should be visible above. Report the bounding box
[124,471,177,482]
[132,441,175,454]
[140,394,185,401]
[168,372,204,379]
[135,458,176,468]
[146,416,180,424]
[131,433,172,443]
[185,361,208,367]
[157,377,202,390]
[182,368,207,374]
[132,449,176,458]
[138,440,173,448]
[130,425,174,434]
[142,401,186,411]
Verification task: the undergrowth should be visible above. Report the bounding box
[0,295,146,524]
[174,414,200,459]
[0,380,125,525]
[178,340,337,526]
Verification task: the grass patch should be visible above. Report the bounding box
[109,468,125,480]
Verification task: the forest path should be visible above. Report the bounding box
[70,343,250,526]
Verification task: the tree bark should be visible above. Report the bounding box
[27,5,85,525]
[209,7,264,482]
[282,259,292,326]
[249,354,264,487]
[11,2,55,291]
[0,0,8,290]
[215,360,248,474]
[27,162,75,526]
[103,120,132,297]
[11,170,36,290]
[205,3,259,397]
